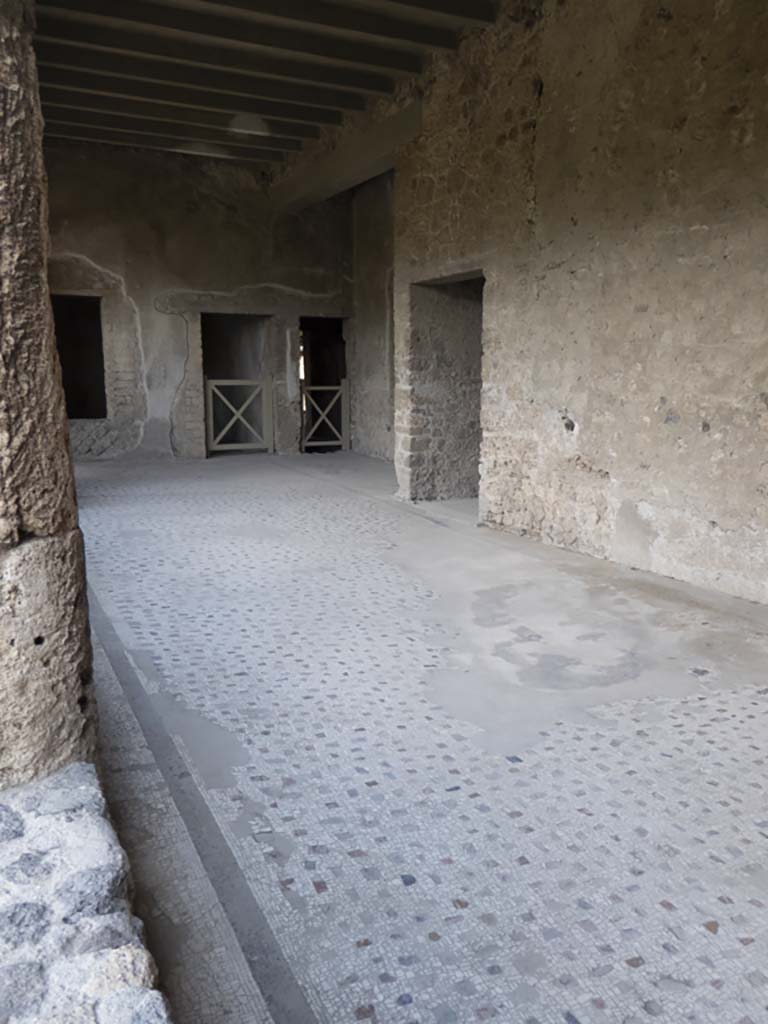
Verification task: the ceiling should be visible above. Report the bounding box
[35,0,497,168]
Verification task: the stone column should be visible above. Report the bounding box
[0,0,95,787]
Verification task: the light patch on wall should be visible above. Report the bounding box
[228,114,271,137]
[612,499,659,571]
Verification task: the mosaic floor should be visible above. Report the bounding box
[77,454,768,1024]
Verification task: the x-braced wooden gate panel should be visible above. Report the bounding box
[302,380,350,452]
[205,378,275,454]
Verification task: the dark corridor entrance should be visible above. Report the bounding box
[201,313,274,453]
[51,294,106,419]
[300,317,350,452]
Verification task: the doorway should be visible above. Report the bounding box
[408,274,485,500]
[300,317,350,452]
[51,294,107,419]
[201,313,274,453]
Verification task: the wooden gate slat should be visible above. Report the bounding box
[301,380,350,451]
[205,377,274,454]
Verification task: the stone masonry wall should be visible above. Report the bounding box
[45,143,353,458]
[278,0,768,604]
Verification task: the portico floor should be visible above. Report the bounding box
[78,453,768,1024]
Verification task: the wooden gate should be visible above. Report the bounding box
[205,378,274,454]
[301,380,350,452]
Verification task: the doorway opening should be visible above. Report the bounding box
[300,317,350,452]
[201,313,274,453]
[409,273,485,500]
[51,294,107,419]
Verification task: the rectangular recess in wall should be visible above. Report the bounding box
[200,313,273,452]
[409,273,485,499]
[51,294,107,419]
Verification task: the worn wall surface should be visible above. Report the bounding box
[0,0,95,787]
[278,0,768,604]
[349,173,394,460]
[45,143,353,458]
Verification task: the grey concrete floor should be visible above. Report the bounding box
[79,453,768,1024]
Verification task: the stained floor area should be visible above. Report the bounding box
[78,454,768,1024]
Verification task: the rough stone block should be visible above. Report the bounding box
[0,805,24,843]
[0,531,96,787]
[96,988,172,1024]
[67,913,143,957]
[57,864,130,923]
[0,763,171,1022]
[22,761,105,818]
[0,960,47,1022]
[0,901,51,949]
[3,851,53,886]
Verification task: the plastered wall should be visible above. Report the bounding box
[281,0,768,603]
[349,173,394,461]
[45,144,353,458]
